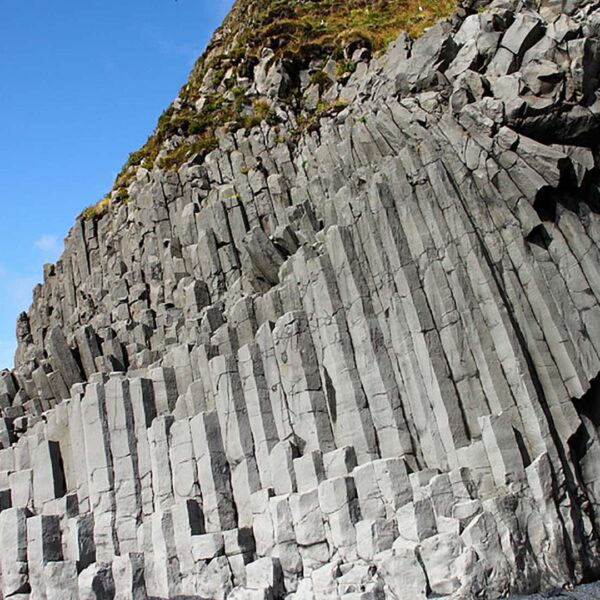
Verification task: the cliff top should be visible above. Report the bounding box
[81,0,458,219]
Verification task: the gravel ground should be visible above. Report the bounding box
[157,582,600,599]
[514,583,600,599]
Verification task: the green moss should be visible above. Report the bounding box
[336,59,356,77]
[295,98,349,133]
[81,196,110,221]
[310,70,333,92]
[157,131,220,170]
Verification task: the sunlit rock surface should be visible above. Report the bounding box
[2,0,600,597]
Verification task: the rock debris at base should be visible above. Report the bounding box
[514,583,600,599]
[2,0,600,598]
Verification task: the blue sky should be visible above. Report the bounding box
[0,0,234,369]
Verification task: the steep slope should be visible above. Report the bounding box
[82,0,458,220]
[1,0,600,598]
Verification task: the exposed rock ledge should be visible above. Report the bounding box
[2,0,600,598]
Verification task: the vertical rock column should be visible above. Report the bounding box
[190,412,237,532]
[210,355,261,528]
[112,553,147,600]
[169,418,204,588]
[367,179,470,469]
[32,440,66,513]
[81,382,118,561]
[255,322,294,443]
[129,377,157,518]
[326,225,415,461]
[0,508,30,598]
[293,248,379,464]
[150,509,181,599]
[169,418,200,503]
[148,416,175,511]
[27,514,63,599]
[67,385,90,513]
[272,312,335,454]
[104,375,142,553]
[318,476,361,561]
[46,327,83,393]
[238,342,280,489]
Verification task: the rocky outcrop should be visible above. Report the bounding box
[1,0,600,597]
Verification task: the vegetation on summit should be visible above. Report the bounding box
[82,0,457,220]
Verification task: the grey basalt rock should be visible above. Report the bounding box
[254,50,292,100]
[396,22,459,94]
[3,0,600,598]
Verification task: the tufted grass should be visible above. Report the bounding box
[83,0,457,220]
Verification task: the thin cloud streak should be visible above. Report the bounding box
[34,234,62,261]
[0,339,15,371]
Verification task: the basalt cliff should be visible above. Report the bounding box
[1,0,600,598]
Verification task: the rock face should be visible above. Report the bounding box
[2,0,600,597]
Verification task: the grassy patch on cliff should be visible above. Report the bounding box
[250,0,457,54]
[81,196,110,221]
[83,0,457,220]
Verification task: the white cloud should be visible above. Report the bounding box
[34,234,62,261]
[0,339,15,371]
[142,24,202,65]
[0,269,39,371]
[5,276,39,309]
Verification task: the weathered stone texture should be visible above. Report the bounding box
[2,0,600,597]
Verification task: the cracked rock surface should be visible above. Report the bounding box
[2,0,600,598]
